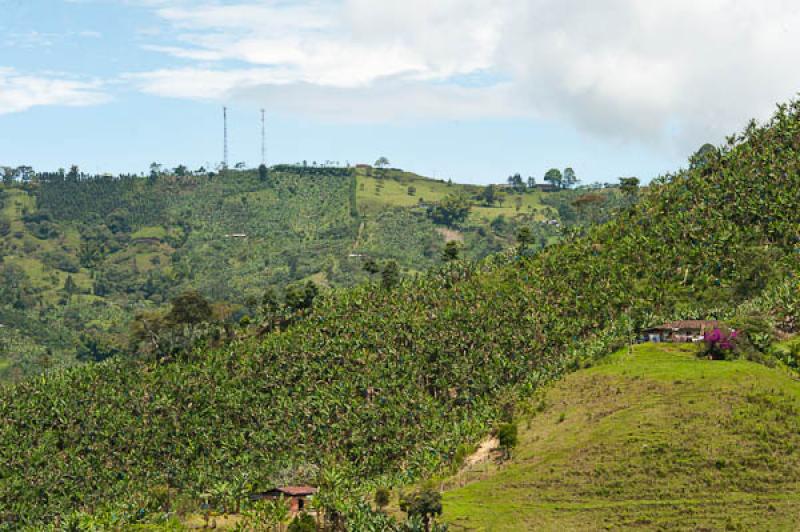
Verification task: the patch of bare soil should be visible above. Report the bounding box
[436,227,464,243]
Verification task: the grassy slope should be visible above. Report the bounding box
[443,343,800,531]
[355,169,551,222]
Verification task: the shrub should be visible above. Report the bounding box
[399,487,442,530]
[287,512,316,532]
[702,327,738,360]
[497,422,518,455]
[374,487,391,510]
[729,314,775,356]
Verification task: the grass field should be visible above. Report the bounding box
[441,343,800,531]
[355,169,551,223]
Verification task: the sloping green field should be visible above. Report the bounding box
[443,343,800,531]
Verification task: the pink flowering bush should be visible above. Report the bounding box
[703,327,738,360]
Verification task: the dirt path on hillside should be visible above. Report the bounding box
[464,436,499,466]
[350,221,366,253]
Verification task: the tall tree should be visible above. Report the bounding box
[563,167,578,189]
[67,165,80,182]
[426,195,471,227]
[516,226,534,252]
[481,184,499,206]
[63,275,78,297]
[167,290,212,326]
[619,176,640,198]
[507,173,524,191]
[148,163,162,184]
[544,168,562,189]
[400,488,443,532]
[2,167,13,185]
[691,143,717,169]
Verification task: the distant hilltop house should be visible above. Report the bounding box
[534,183,560,192]
[251,486,317,514]
[642,320,721,343]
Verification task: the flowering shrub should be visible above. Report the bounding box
[703,327,738,360]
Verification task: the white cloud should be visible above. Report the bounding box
[497,0,800,148]
[0,68,110,115]
[132,0,800,148]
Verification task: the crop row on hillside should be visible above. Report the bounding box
[1,101,799,527]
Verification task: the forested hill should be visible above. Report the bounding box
[0,102,798,528]
[0,165,609,380]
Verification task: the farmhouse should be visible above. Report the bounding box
[250,486,317,514]
[642,320,720,343]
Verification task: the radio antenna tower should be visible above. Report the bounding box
[223,106,229,169]
[260,109,266,166]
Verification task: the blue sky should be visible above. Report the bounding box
[1,1,799,184]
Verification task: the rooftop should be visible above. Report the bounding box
[646,320,720,331]
[274,486,317,497]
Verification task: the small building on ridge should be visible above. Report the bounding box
[642,320,720,343]
[250,485,317,514]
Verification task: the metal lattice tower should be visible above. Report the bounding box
[223,106,229,169]
[260,109,266,166]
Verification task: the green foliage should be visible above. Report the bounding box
[287,512,316,532]
[167,290,213,326]
[2,100,800,526]
[497,423,518,451]
[375,487,391,509]
[426,195,471,227]
[563,167,578,189]
[544,168,563,188]
[284,280,319,311]
[516,226,534,252]
[363,257,381,276]
[381,260,401,289]
[1,165,609,378]
[479,184,499,206]
[619,176,640,197]
[441,241,460,262]
[400,487,443,529]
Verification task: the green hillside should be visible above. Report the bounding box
[0,167,595,380]
[442,342,800,531]
[0,100,798,529]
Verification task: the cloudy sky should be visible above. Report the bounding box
[1,0,798,183]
